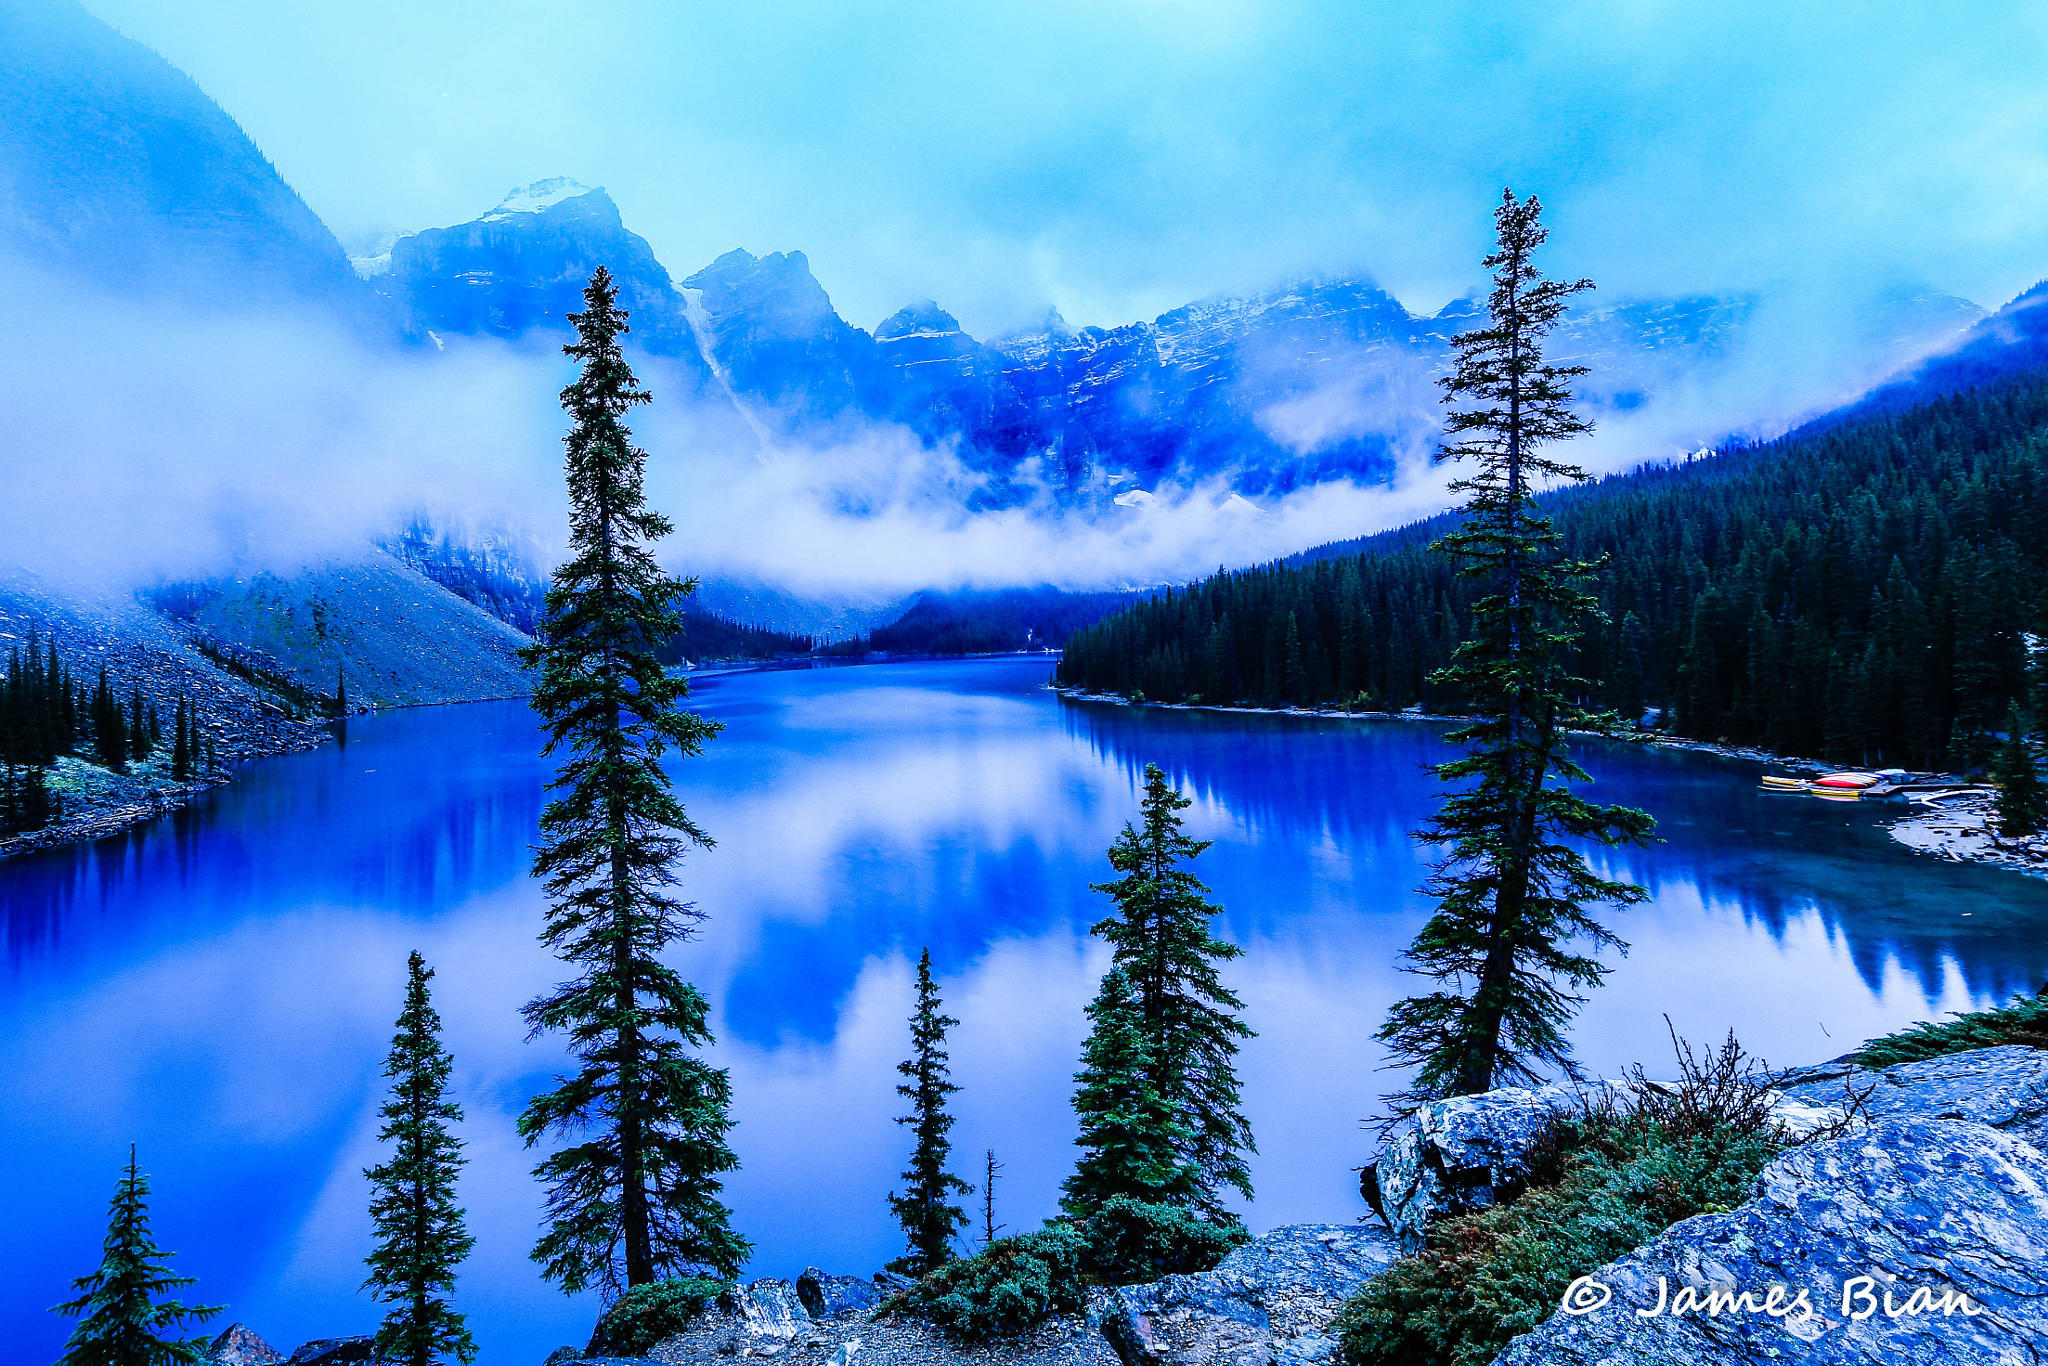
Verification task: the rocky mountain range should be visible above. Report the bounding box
[0,0,1999,517]
[363,178,1987,504]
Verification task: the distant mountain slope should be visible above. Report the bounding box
[0,0,356,305]
[154,551,534,707]
[822,586,1148,656]
[1840,280,2048,420]
[0,568,332,770]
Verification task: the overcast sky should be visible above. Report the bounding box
[83,0,2048,337]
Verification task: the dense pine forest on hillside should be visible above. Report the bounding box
[1057,374,2048,769]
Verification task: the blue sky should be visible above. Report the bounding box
[83,0,2048,335]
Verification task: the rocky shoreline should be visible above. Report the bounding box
[1051,687,2046,882]
[196,1045,2048,1366]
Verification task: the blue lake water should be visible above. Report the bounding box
[5,656,2046,1364]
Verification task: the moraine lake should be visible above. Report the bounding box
[5,655,2047,1364]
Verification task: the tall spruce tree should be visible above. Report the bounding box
[92,668,127,774]
[1993,704,2047,839]
[364,951,476,1366]
[128,687,152,762]
[1378,189,1654,1108]
[1089,763,1254,1219]
[519,266,747,1297]
[53,1147,221,1366]
[1062,967,1200,1216]
[885,948,971,1276]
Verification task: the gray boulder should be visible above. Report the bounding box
[206,1324,285,1366]
[1491,1115,2048,1365]
[286,1340,377,1366]
[1366,1082,1621,1245]
[796,1269,886,1320]
[717,1278,811,1340]
[644,1276,833,1363]
[1102,1223,1399,1366]
[1365,1047,2048,1247]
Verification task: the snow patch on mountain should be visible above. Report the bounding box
[481,176,596,221]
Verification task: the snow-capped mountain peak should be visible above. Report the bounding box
[481,177,597,221]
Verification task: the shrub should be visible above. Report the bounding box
[1338,1116,1783,1366]
[1076,1197,1247,1284]
[587,1276,727,1356]
[1856,986,2048,1066]
[897,1225,1090,1342]
[900,1202,1247,1342]
[1339,1028,1797,1366]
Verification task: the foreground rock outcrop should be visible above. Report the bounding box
[217,1050,2048,1366]
[1491,1115,2048,1365]
[537,1225,1390,1366]
[1364,1045,2048,1364]
[1102,1225,1397,1366]
[1361,1043,2018,1248]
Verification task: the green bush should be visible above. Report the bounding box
[899,1201,1246,1342]
[898,1225,1090,1342]
[588,1276,727,1356]
[1076,1197,1247,1284]
[1856,986,2048,1066]
[1337,1115,1784,1366]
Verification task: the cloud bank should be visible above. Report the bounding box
[0,246,1983,611]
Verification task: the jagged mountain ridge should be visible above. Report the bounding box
[0,1,1996,513]
[367,180,1987,503]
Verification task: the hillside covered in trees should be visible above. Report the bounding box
[1056,371,2048,769]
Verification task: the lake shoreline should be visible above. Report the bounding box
[1050,686,2048,883]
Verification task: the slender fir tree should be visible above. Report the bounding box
[1062,968,1200,1216]
[53,1147,221,1366]
[1993,704,2047,839]
[23,762,57,829]
[92,668,127,773]
[128,687,152,762]
[169,700,192,782]
[335,668,350,719]
[1378,189,1655,1109]
[519,267,747,1297]
[885,949,971,1276]
[364,952,476,1366]
[1089,763,1254,1218]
